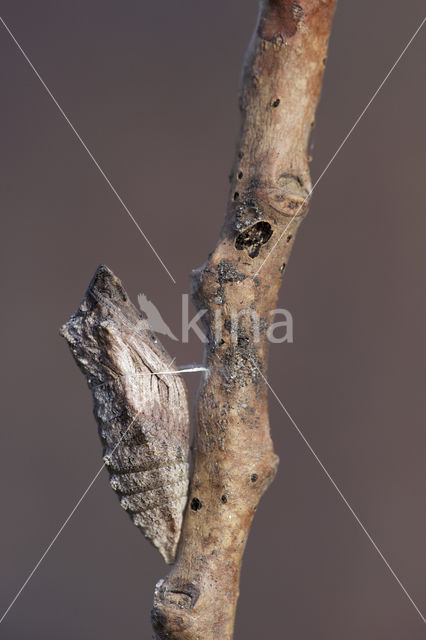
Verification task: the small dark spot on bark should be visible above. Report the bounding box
[235,221,273,258]
[272,98,280,108]
[191,497,202,511]
[238,171,243,179]
[234,192,239,201]
[221,494,228,503]
[280,263,286,272]
[251,473,258,483]
[238,151,244,159]
[287,234,292,243]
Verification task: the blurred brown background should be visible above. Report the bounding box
[1,1,425,638]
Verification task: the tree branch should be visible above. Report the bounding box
[61,1,338,637]
[151,1,338,638]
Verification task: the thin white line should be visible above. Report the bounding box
[254,14,426,276]
[257,366,426,625]
[0,464,105,625]
[0,16,176,285]
[93,365,207,389]
[0,350,179,624]
[0,411,140,625]
[178,365,208,374]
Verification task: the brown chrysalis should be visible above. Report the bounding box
[60,265,190,563]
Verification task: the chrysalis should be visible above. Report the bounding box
[60,265,190,563]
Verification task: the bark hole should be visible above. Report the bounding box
[235,221,273,258]
[190,497,202,511]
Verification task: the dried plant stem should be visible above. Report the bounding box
[151,1,338,638]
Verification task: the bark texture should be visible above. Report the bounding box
[152,1,338,638]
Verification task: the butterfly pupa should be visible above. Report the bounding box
[60,265,190,563]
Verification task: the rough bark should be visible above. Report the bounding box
[151,1,338,638]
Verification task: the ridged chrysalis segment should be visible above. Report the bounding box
[60,265,190,563]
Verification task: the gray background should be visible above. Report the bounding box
[1,1,425,638]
